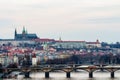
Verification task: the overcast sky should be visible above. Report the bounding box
[0,0,120,43]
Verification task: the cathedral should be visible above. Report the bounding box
[14,27,38,40]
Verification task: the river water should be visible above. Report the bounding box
[5,70,120,80]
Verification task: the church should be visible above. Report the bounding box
[14,27,39,40]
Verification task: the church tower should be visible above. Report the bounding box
[22,26,27,39]
[14,28,17,39]
[22,26,26,35]
[14,27,38,40]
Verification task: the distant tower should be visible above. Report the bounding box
[14,28,17,39]
[96,39,99,43]
[96,39,101,47]
[59,37,62,41]
[22,26,27,39]
[22,26,26,35]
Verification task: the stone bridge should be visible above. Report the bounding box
[1,64,120,78]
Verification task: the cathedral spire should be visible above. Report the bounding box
[14,28,17,39]
[22,26,26,34]
[15,28,17,35]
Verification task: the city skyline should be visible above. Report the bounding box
[0,0,120,43]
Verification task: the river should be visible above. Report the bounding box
[6,70,120,80]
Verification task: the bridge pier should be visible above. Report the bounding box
[42,67,52,78]
[66,72,70,78]
[63,67,73,78]
[73,64,77,72]
[100,64,103,71]
[111,71,114,78]
[106,68,117,78]
[89,71,93,78]
[45,72,49,78]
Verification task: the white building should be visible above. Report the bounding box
[86,40,101,48]
[0,55,5,65]
[53,40,86,49]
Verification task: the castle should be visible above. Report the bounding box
[0,27,101,48]
[14,27,38,40]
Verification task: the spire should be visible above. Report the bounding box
[96,39,99,42]
[22,26,26,34]
[14,28,17,39]
[15,28,17,35]
[96,39,100,43]
[59,36,62,41]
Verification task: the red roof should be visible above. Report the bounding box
[86,42,100,44]
[34,38,55,42]
[86,39,100,44]
[55,40,85,43]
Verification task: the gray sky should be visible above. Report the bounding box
[0,0,120,43]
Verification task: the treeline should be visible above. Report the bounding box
[45,53,120,65]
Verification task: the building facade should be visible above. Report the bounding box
[86,40,101,48]
[53,40,86,49]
